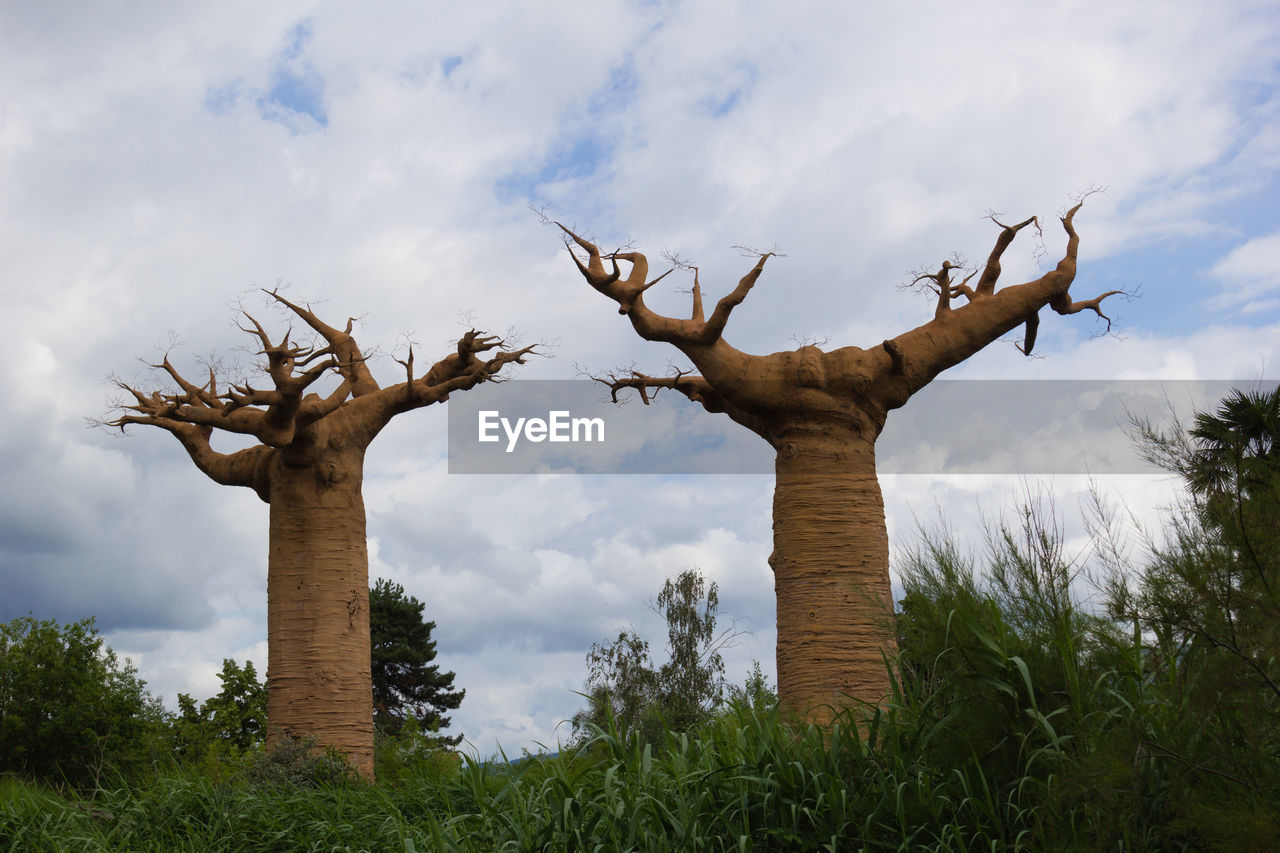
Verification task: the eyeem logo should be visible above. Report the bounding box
[477,410,605,453]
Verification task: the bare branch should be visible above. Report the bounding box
[790,332,831,348]
[109,358,270,437]
[296,376,355,427]
[1058,201,1084,273]
[730,244,787,259]
[156,356,221,408]
[911,261,961,319]
[691,268,704,323]
[529,201,554,227]
[107,407,271,497]
[1067,185,1107,209]
[882,198,1114,391]
[222,382,282,412]
[385,329,538,413]
[589,364,772,437]
[594,371,642,405]
[660,249,697,272]
[263,288,380,397]
[1013,203,1086,361]
[593,367,701,406]
[394,347,415,388]
[701,252,773,343]
[1015,287,1130,356]
[659,253,707,324]
[111,302,359,446]
[560,224,767,350]
[950,268,979,303]
[974,215,1038,297]
[1015,311,1041,356]
[559,225,631,299]
[236,311,276,355]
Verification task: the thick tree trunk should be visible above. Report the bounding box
[265,446,374,779]
[770,429,896,724]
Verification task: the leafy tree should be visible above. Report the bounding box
[1085,384,1280,841]
[575,629,660,741]
[575,568,739,742]
[655,570,727,731]
[173,659,267,765]
[0,616,165,786]
[726,660,778,712]
[369,578,464,745]
[1128,385,1280,704]
[1188,385,1280,503]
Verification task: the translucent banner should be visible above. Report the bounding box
[446,379,1277,475]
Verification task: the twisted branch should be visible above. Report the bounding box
[559,224,771,349]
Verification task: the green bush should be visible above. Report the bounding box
[243,736,358,789]
[0,616,166,786]
[373,712,462,786]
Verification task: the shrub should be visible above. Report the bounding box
[244,736,358,789]
[0,616,165,786]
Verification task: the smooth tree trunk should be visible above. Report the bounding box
[770,429,895,721]
[266,440,373,778]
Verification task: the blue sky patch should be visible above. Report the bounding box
[255,21,328,131]
[496,59,635,202]
[703,63,756,117]
[398,52,467,87]
[203,79,243,115]
[496,130,613,202]
[587,60,637,116]
[201,21,328,133]
[705,86,743,117]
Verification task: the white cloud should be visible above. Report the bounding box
[1208,230,1280,310]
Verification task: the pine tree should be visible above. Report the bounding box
[369,578,464,744]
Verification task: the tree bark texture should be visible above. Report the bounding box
[771,438,895,721]
[266,445,373,778]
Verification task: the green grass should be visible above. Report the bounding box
[5,680,1274,853]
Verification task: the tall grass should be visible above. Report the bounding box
[8,692,1271,850]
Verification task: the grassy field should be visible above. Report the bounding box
[5,621,1277,852]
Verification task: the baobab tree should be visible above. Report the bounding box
[560,202,1120,724]
[109,290,533,778]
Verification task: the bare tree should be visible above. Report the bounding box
[108,290,533,778]
[559,202,1121,724]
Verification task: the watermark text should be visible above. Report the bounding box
[477,410,605,452]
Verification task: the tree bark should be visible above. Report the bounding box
[264,441,373,778]
[770,428,895,723]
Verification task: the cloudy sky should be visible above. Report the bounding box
[3,2,1278,756]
